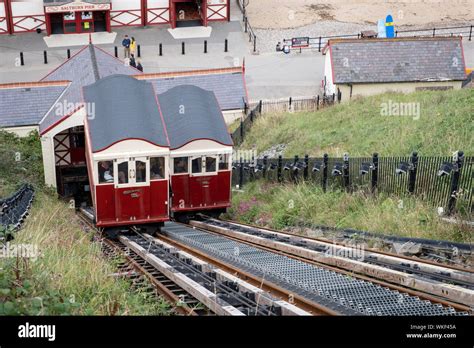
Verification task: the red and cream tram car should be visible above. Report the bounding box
[83,75,170,229]
[157,85,234,221]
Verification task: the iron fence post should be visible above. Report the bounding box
[239,119,244,139]
[470,25,473,41]
[343,153,350,191]
[447,151,464,214]
[408,152,418,194]
[293,155,299,183]
[277,155,283,183]
[371,153,378,193]
[259,100,263,114]
[304,154,309,180]
[318,36,322,52]
[322,154,328,192]
[263,156,268,178]
[239,157,244,189]
[253,35,257,53]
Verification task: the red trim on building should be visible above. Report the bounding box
[40,105,83,136]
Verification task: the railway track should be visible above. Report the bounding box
[77,212,309,316]
[191,218,474,308]
[159,221,472,315]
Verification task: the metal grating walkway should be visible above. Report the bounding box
[161,222,468,316]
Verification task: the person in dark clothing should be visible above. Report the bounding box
[136,59,143,72]
[129,54,136,68]
[122,35,131,58]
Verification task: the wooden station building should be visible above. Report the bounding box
[0,0,230,35]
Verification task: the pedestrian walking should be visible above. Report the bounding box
[122,35,131,58]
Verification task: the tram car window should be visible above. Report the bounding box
[219,154,230,170]
[173,157,189,174]
[150,157,165,180]
[83,75,170,229]
[157,85,234,220]
[98,161,114,183]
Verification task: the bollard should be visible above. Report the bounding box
[470,25,473,41]
[114,46,118,58]
[225,39,228,52]
[67,49,71,59]
[318,36,322,52]
[43,50,47,64]
[159,43,163,56]
[137,44,141,58]
[182,42,185,55]
[20,52,24,66]
[204,40,207,53]
[253,35,257,53]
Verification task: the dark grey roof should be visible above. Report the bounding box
[0,84,68,128]
[147,72,246,111]
[39,45,140,133]
[157,85,233,149]
[83,75,169,152]
[330,38,467,84]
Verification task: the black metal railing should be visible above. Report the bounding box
[231,93,341,146]
[236,0,258,53]
[279,24,473,53]
[232,152,473,215]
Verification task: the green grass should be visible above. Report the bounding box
[0,191,173,315]
[239,89,474,157]
[0,130,44,196]
[227,181,473,244]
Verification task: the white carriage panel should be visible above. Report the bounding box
[170,139,232,157]
[147,0,169,24]
[11,0,45,32]
[92,139,169,160]
[110,0,141,26]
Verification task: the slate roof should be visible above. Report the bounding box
[141,68,247,111]
[157,85,233,150]
[39,44,140,134]
[83,75,169,152]
[0,82,69,128]
[329,37,467,84]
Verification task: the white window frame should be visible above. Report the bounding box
[114,156,149,188]
[190,155,219,177]
[172,156,190,176]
